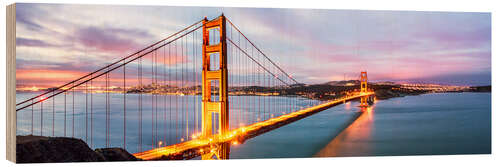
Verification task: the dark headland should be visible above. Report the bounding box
[16,135,141,163]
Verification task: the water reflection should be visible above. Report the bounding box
[344,101,351,110]
[315,106,375,157]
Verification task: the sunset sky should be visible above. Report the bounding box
[16,3,491,88]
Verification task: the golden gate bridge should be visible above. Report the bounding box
[15,14,374,160]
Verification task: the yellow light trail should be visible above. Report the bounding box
[132,91,374,160]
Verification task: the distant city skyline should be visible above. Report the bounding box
[16,3,491,88]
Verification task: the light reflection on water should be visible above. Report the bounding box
[230,93,491,159]
[315,93,491,157]
[315,107,374,157]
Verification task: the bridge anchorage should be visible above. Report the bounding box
[359,71,375,107]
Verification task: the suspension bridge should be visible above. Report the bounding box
[15,14,374,160]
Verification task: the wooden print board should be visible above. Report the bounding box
[5,2,491,163]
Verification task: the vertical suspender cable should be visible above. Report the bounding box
[123,59,126,149]
[139,56,143,152]
[184,36,188,141]
[163,40,167,145]
[90,74,93,148]
[139,57,142,152]
[31,100,34,135]
[41,100,43,136]
[175,40,178,142]
[192,31,195,137]
[85,82,88,142]
[151,51,155,149]
[105,71,108,147]
[155,49,158,147]
[52,90,55,136]
[195,29,198,133]
[155,50,158,148]
[169,44,172,145]
[72,83,75,138]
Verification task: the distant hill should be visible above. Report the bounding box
[324,80,360,86]
[290,83,307,87]
[324,80,400,86]
[469,85,491,92]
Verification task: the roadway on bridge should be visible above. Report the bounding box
[133,92,374,160]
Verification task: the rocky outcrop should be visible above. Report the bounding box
[17,135,104,163]
[16,135,140,163]
[375,89,426,100]
[95,148,140,161]
[469,85,491,92]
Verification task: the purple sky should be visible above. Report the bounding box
[16,3,491,87]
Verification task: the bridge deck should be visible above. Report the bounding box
[132,92,374,160]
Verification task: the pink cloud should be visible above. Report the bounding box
[75,26,152,54]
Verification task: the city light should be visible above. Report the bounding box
[30,86,39,91]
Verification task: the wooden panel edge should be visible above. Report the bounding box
[6,3,17,163]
